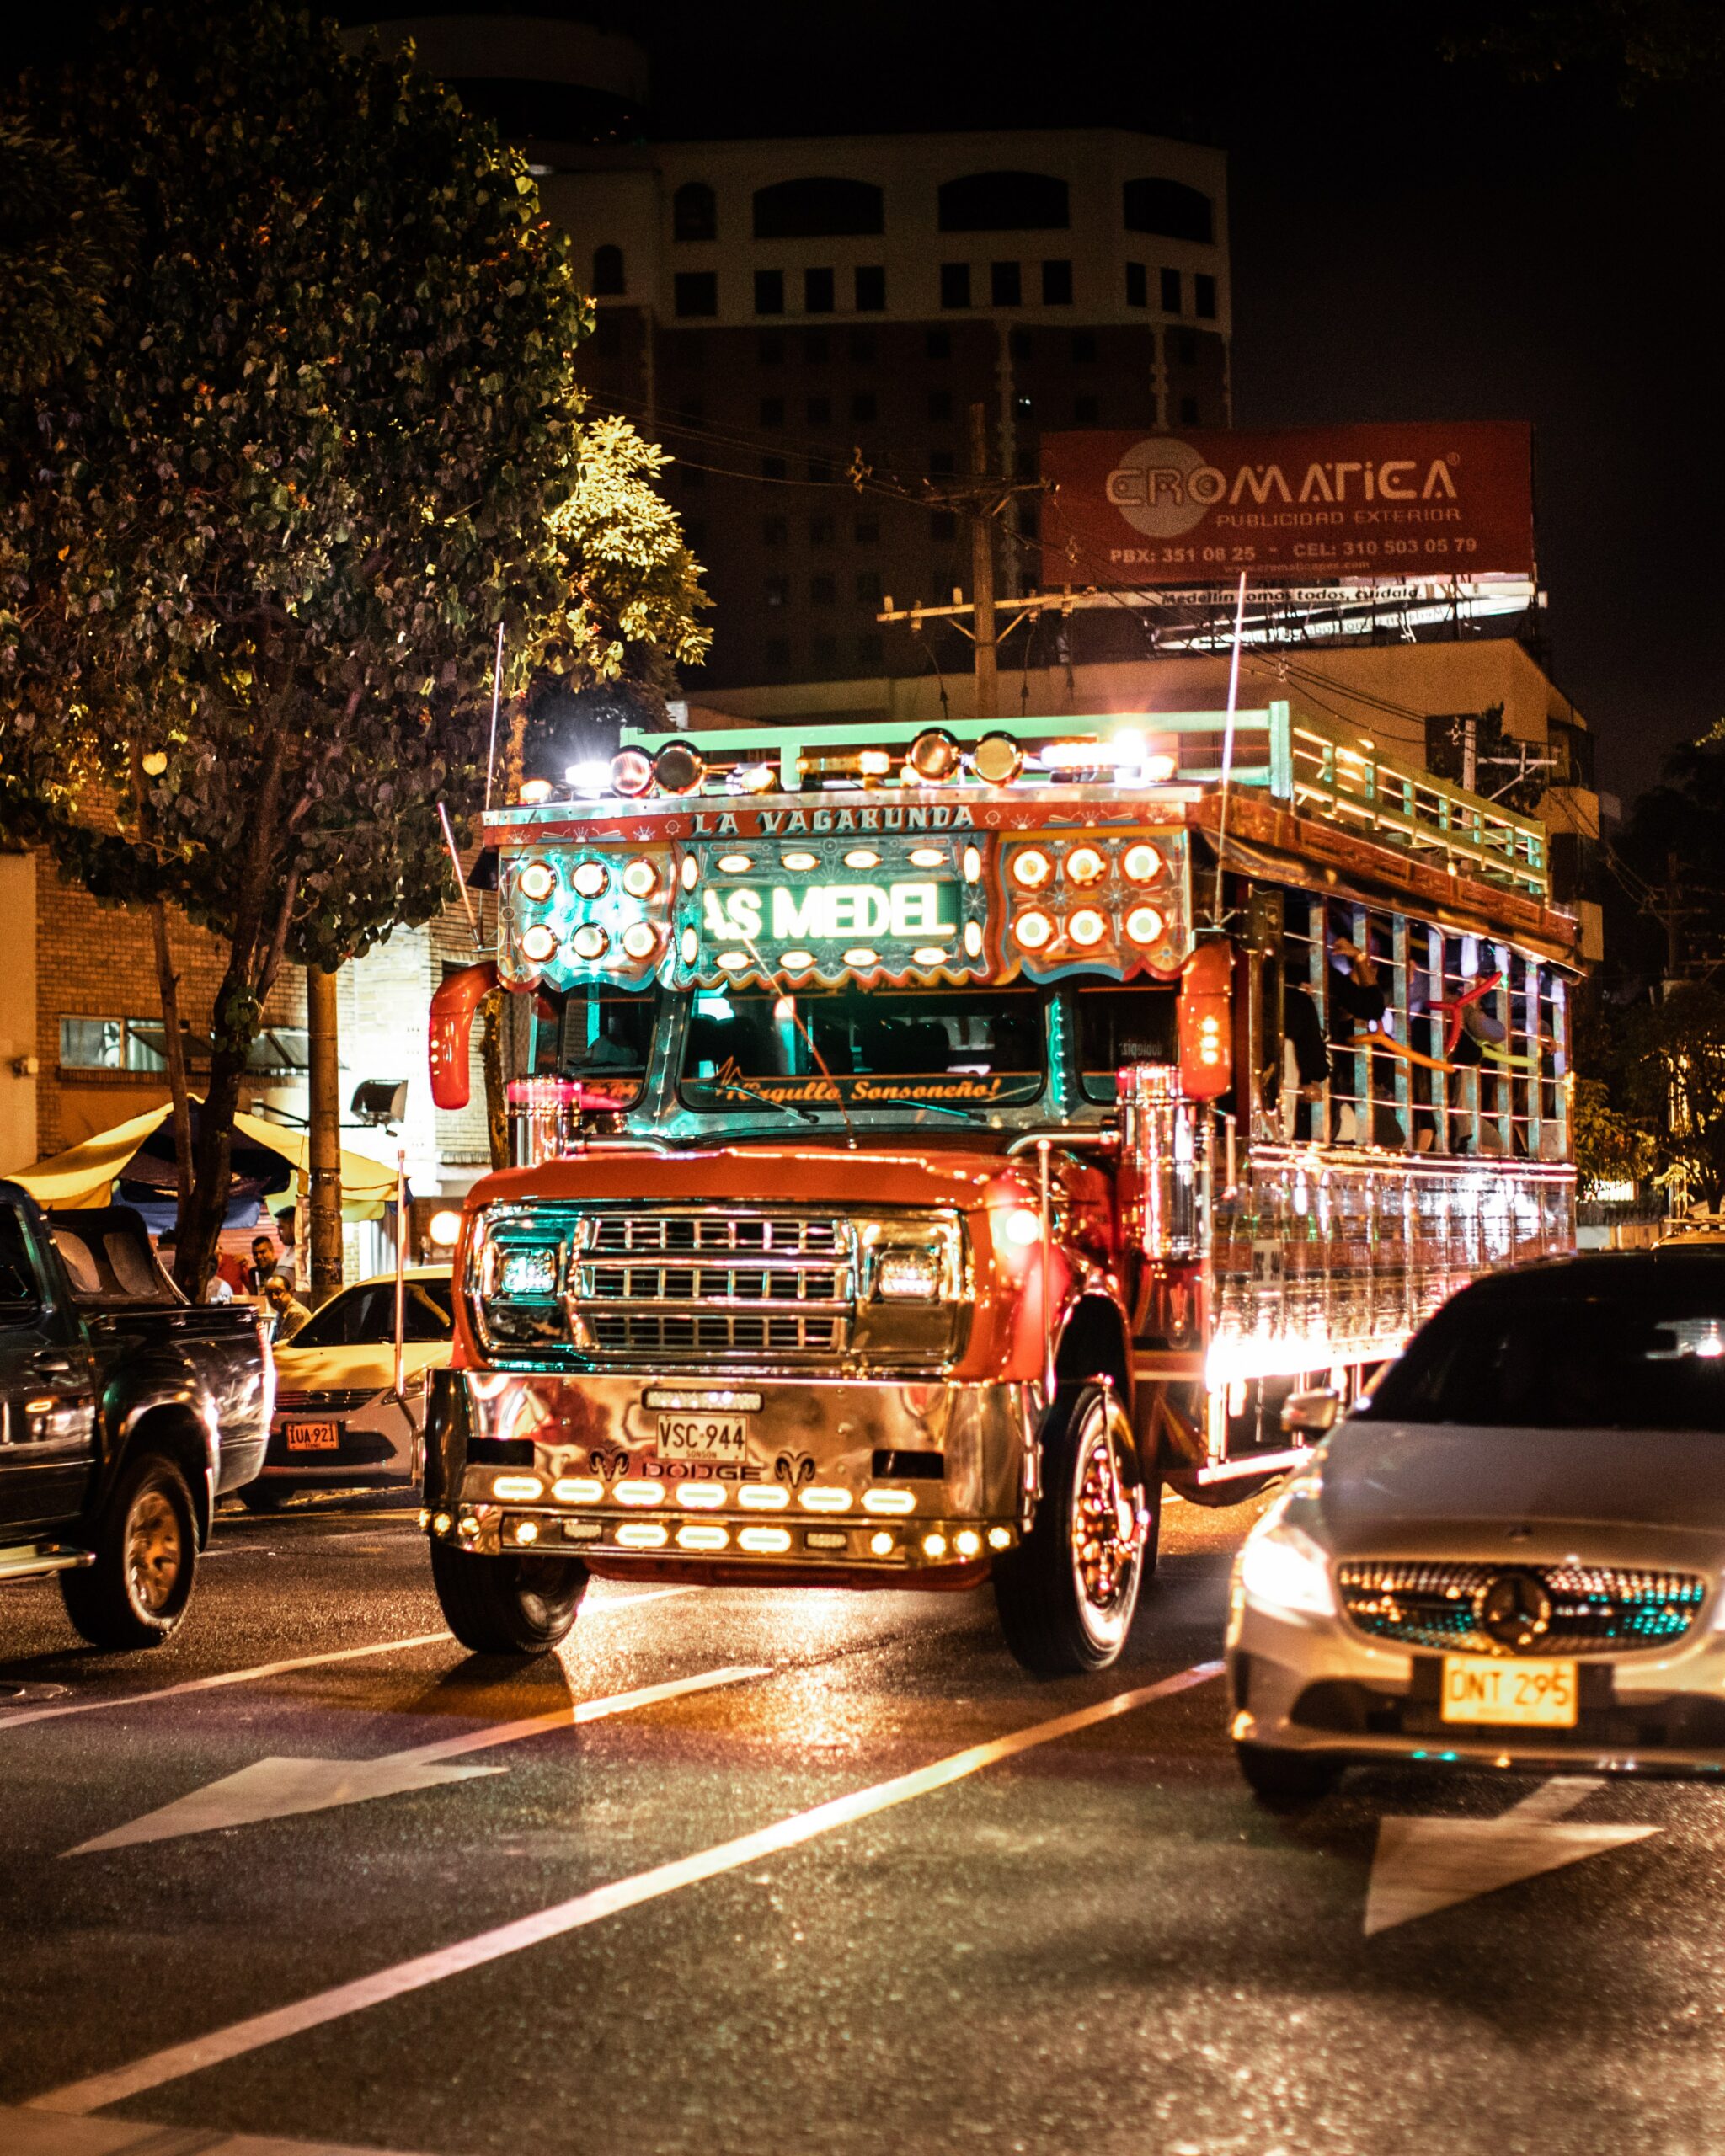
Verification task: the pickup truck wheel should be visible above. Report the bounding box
[993,1384,1151,1677]
[61,1453,197,1651]
[429,1539,586,1655]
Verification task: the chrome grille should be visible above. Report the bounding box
[572,1210,853,1364]
[275,1388,380,1415]
[1337,1560,1709,1657]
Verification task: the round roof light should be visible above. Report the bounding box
[610,749,652,797]
[1124,843,1162,883]
[518,779,553,805]
[654,741,706,796]
[1065,846,1108,886]
[427,1209,462,1248]
[622,858,657,898]
[1124,905,1166,945]
[572,860,608,898]
[728,761,777,794]
[621,921,659,960]
[570,924,609,960]
[971,731,1023,786]
[518,860,556,902]
[905,728,961,784]
[1013,911,1053,951]
[1068,908,1108,947]
[520,924,557,963]
[1011,849,1052,889]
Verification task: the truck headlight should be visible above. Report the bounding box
[497,1246,559,1297]
[876,1248,943,1300]
[1237,1511,1337,1621]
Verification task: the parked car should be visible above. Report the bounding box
[1658,1219,1725,1249]
[239,1267,452,1511]
[0,1185,270,1647]
[1227,1248,1725,1803]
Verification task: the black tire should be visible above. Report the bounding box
[994,1384,1151,1677]
[1235,1741,1343,1809]
[430,1538,587,1655]
[238,1479,289,1514]
[61,1452,198,1651]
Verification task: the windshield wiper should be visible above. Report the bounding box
[859,1095,984,1125]
[713,1081,820,1126]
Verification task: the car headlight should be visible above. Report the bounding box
[1237,1509,1337,1621]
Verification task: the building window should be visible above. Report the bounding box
[673,182,718,243]
[803,330,830,364]
[854,265,886,312]
[1122,177,1213,244]
[759,395,785,426]
[804,266,836,313]
[57,1016,220,1073]
[1179,394,1200,424]
[931,510,958,541]
[854,513,879,543]
[991,260,1022,307]
[810,574,836,606]
[1159,267,1183,313]
[1194,272,1217,319]
[761,455,787,480]
[1009,326,1033,362]
[1074,393,1099,424]
[753,176,884,239]
[809,515,835,546]
[766,574,790,608]
[757,330,784,364]
[762,515,788,546]
[1071,328,1097,362]
[591,243,624,296]
[1125,262,1147,309]
[1041,259,1073,305]
[940,262,971,309]
[851,390,876,423]
[856,568,882,602]
[60,1017,125,1070]
[925,327,952,359]
[755,268,785,315]
[766,636,791,669]
[849,327,877,362]
[674,271,718,318]
[806,394,831,424]
[938,170,1070,231]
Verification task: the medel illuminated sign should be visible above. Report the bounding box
[702,879,959,945]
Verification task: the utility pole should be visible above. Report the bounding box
[307,964,342,1304]
[968,402,998,721]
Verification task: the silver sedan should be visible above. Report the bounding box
[1226,1251,1725,1804]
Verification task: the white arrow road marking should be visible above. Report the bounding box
[1364,1774,1660,1935]
[0,2096,434,2153]
[66,1661,770,1854]
[30,1660,1223,2115]
[0,1585,692,1735]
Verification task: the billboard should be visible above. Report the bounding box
[1039,422,1534,588]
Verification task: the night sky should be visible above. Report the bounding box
[18,1,1722,805]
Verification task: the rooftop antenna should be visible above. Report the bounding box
[1210,570,1249,929]
[437,800,484,951]
[482,621,505,816]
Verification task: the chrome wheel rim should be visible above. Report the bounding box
[1068,1396,1142,1649]
[126,1488,184,1616]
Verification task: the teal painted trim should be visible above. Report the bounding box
[1267,701,1294,801]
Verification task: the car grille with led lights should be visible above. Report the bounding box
[275,1388,383,1414]
[1336,1561,1707,1656]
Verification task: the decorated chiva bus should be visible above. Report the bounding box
[420,704,1579,1673]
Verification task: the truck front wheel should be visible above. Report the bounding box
[61,1452,198,1651]
[430,1540,586,1655]
[993,1384,1153,1677]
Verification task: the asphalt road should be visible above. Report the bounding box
[1,1490,1721,2156]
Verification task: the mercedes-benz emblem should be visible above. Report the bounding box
[1476,1570,1553,1652]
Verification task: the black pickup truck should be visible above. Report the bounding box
[0,1182,271,1648]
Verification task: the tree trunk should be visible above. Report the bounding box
[147,899,195,1251]
[179,1038,247,1299]
[479,986,510,1169]
[307,964,343,1304]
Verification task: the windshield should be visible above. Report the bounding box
[1076,979,1179,1103]
[680,982,1046,1118]
[291,1278,454,1348]
[1360,1283,1725,1432]
[531,983,655,1107]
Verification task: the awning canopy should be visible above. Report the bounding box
[8,1101,398,1219]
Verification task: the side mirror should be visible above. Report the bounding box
[1281,1388,1341,1437]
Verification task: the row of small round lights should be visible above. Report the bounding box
[516,857,660,903]
[1012,905,1165,953]
[520,921,661,966]
[1010,841,1162,891]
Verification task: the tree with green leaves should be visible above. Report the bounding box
[1622,985,1725,1213]
[0,3,706,1290]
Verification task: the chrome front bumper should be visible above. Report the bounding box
[1228,1594,1725,1780]
[423,1367,1039,1575]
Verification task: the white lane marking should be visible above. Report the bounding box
[1364,1774,1659,1935]
[67,1662,771,1854]
[0,1586,692,1735]
[31,1659,1222,2114]
[0,2098,435,2153]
